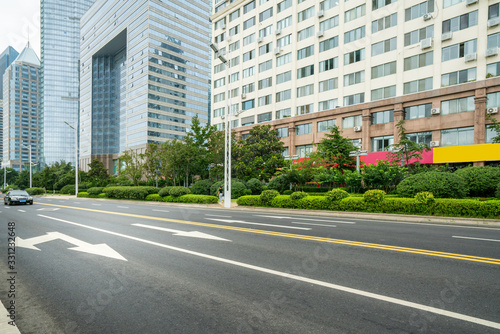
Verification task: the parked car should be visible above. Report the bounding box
[4,190,33,205]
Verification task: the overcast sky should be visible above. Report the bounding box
[0,0,40,57]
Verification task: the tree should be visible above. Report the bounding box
[314,125,357,170]
[119,149,145,186]
[0,167,18,188]
[232,125,285,181]
[87,159,110,186]
[387,120,430,166]
[486,112,500,143]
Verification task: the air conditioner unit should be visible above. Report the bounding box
[430,141,440,147]
[420,37,433,50]
[423,13,432,21]
[488,17,500,28]
[274,47,281,55]
[464,52,477,62]
[487,107,499,114]
[465,0,478,5]
[241,93,246,99]
[486,48,498,57]
[257,36,263,43]
[275,28,281,35]
[431,108,440,115]
[317,10,324,18]
[316,31,324,37]
[441,31,452,41]
[221,115,225,120]
[353,126,362,132]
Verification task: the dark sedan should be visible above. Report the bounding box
[4,190,33,205]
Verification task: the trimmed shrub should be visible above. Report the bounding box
[396,171,468,198]
[299,186,330,193]
[260,189,280,204]
[231,181,247,199]
[26,187,45,195]
[143,186,160,195]
[60,184,76,195]
[496,183,500,199]
[87,187,104,196]
[158,186,174,197]
[454,166,500,197]
[363,189,386,203]
[162,194,219,204]
[237,195,262,207]
[283,190,293,195]
[246,178,264,195]
[169,186,191,197]
[267,175,289,194]
[77,192,89,198]
[103,186,149,200]
[243,189,252,196]
[145,194,163,202]
[191,179,214,195]
[290,191,308,200]
[97,193,107,199]
[326,189,349,202]
[415,192,435,205]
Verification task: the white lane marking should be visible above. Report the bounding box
[133,224,230,241]
[205,214,232,218]
[205,218,311,230]
[92,204,101,206]
[292,222,336,228]
[18,210,26,213]
[36,208,60,211]
[255,215,356,224]
[152,209,169,213]
[363,220,500,230]
[117,206,129,209]
[36,214,500,331]
[453,236,500,243]
[73,202,80,204]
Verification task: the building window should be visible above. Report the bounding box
[277,127,289,137]
[371,61,396,79]
[297,45,314,60]
[276,89,291,102]
[318,99,338,112]
[317,119,336,132]
[344,93,365,106]
[296,123,313,135]
[444,0,464,9]
[229,41,240,52]
[214,77,225,88]
[371,110,394,125]
[488,32,500,50]
[404,25,434,46]
[259,7,273,22]
[242,99,255,110]
[243,50,256,62]
[296,144,313,158]
[259,25,273,38]
[276,108,291,119]
[229,72,239,83]
[232,119,239,129]
[487,62,500,78]
[297,104,314,115]
[344,26,365,44]
[442,11,478,34]
[258,60,272,73]
[403,77,433,95]
[214,107,224,118]
[372,13,397,33]
[259,42,273,56]
[298,6,315,22]
[344,49,365,65]
[276,71,292,85]
[243,17,256,30]
[441,127,474,146]
[242,66,255,78]
[372,0,396,11]
[404,103,432,120]
[298,26,315,41]
[214,32,225,44]
[405,1,434,22]
[242,83,255,94]
[372,37,397,56]
[258,77,272,89]
[371,136,394,152]
[258,95,272,106]
[276,53,292,67]
[297,84,314,98]
[243,33,256,46]
[244,0,256,14]
[407,131,432,145]
[214,92,225,102]
[344,70,365,86]
[404,51,433,71]
[229,9,240,22]
[277,16,292,30]
[321,0,338,11]
[229,56,239,67]
[441,96,475,115]
[297,65,314,79]
[345,4,366,22]
[319,78,338,92]
[257,112,272,123]
[441,68,476,87]
[229,25,240,36]
[489,3,500,20]
[342,115,362,128]
[319,57,338,72]
[486,126,496,143]
[215,18,226,30]
[442,39,477,62]
[487,92,500,109]
[319,16,339,32]
[371,86,396,101]
[277,0,292,13]
[319,36,339,52]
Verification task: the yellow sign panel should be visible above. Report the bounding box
[433,143,500,163]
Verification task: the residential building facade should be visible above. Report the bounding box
[41,0,95,167]
[80,0,211,173]
[210,0,500,166]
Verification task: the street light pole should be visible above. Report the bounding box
[349,150,368,172]
[21,144,32,188]
[284,154,298,190]
[64,121,78,196]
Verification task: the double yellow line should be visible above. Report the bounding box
[38,202,500,265]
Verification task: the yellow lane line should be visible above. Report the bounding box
[37,202,500,265]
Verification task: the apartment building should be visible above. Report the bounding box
[210,0,500,166]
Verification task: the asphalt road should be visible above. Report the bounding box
[0,196,499,333]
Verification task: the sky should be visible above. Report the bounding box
[0,0,41,57]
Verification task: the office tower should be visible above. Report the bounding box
[2,43,42,172]
[0,46,19,99]
[80,0,211,174]
[210,0,500,166]
[41,0,95,167]
[0,99,3,162]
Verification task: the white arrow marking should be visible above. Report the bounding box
[255,215,356,224]
[132,224,230,241]
[205,218,311,230]
[16,232,127,261]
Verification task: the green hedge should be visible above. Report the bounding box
[146,194,163,202]
[60,184,76,195]
[26,187,45,195]
[162,194,218,204]
[87,187,105,195]
[103,186,149,200]
[77,192,89,198]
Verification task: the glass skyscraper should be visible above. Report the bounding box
[80,0,211,174]
[0,46,19,100]
[41,0,95,167]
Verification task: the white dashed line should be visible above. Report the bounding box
[453,236,500,243]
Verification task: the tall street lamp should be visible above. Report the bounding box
[64,121,79,196]
[284,154,298,190]
[349,150,368,172]
[2,161,11,190]
[21,144,33,188]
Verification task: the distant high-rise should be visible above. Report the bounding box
[2,43,41,172]
[80,0,211,174]
[0,46,19,100]
[0,99,3,163]
[41,0,95,167]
